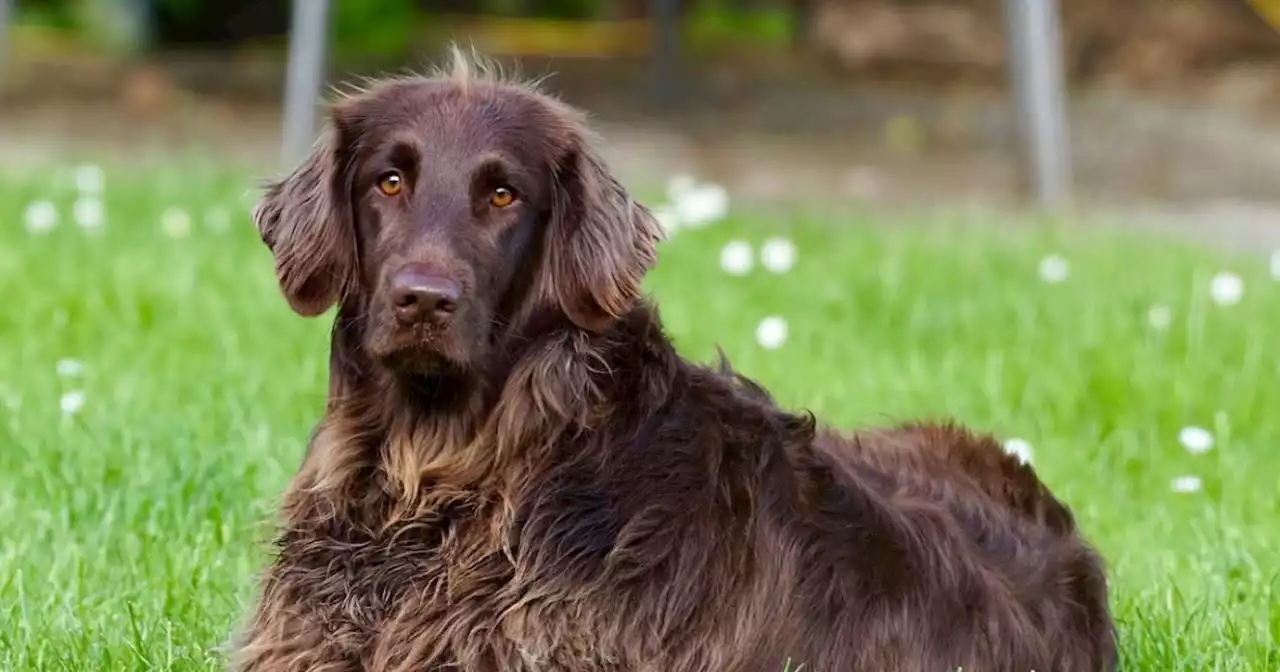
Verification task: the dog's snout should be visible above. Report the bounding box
[389,266,460,326]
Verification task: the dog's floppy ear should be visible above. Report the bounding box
[544,141,663,332]
[253,119,357,317]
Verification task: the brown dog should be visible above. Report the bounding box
[232,49,1119,672]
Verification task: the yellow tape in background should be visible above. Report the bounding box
[1248,0,1280,29]
[456,17,652,57]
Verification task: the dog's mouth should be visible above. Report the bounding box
[370,326,466,377]
[385,351,458,378]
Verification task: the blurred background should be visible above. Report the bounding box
[3,0,1280,242]
[3,6,1280,667]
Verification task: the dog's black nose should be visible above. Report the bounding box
[389,267,460,325]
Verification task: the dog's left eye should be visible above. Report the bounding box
[488,186,517,208]
[376,171,403,197]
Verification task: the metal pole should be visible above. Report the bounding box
[650,0,680,108]
[791,0,812,49]
[122,0,153,54]
[282,0,331,165]
[87,0,152,55]
[0,0,11,100]
[1002,0,1072,206]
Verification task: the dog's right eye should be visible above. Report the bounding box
[376,171,403,197]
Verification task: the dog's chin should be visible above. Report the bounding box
[369,335,468,379]
[383,348,458,378]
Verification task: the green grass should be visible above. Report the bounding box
[0,162,1277,670]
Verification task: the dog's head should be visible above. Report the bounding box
[253,52,663,379]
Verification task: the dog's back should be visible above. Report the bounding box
[847,421,1079,534]
[785,422,1119,671]
[717,351,1082,537]
[712,355,1116,671]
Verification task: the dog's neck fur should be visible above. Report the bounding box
[282,297,676,528]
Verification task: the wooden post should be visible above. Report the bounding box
[1002,0,1072,206]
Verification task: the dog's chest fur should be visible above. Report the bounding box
[259,483,640,672]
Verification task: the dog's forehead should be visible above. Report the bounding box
[343,79,573,162]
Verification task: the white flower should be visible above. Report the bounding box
[652,206,680,236]
[665,174,697,203]
[1037,254,1069,284]
[60,390,85,415]
[56,359,84,378]
[204,206,231,232]
[1170,475,1202,493]
[1270,250,1280,280]
[1147,303,1173,331]
[1209,271,1243,306]
[24,201,58,234]
[1178,426,1214,455]
[74,163,105,195]
[161,207,192,239]
[755,316,788,350]
[1002,438,1034,465]
[760,237,797,274]
[719,240,753,276]
[0,383,19,411]
[674,183,729,229]
[73,197,105,231]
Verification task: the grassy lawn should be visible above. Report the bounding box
[0,162,1277,670]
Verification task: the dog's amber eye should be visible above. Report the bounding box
[377,172,403,197]
[488,186,516,208]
